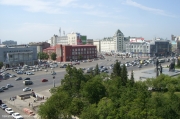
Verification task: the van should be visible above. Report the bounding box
[23,80,33,85]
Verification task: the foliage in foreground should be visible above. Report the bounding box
[38,64,180,119]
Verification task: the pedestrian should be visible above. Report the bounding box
[29,103,30,107]
[9,97,11,101]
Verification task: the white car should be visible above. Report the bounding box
[9,74,16,78]
[12,113,23,119]
[1,104,8,110]
[5,108,14,115]
[26,72,34,75]
[23,87,32,92]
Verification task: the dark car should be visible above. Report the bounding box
[24,77,30,81]
[60,64,67,68]
[15,77,22,81]
[42,79,48,82]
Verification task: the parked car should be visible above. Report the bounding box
[24,77,30,80]
[5,108,14,115]
[23,87,32,92]
[26,72,34,75]
[6,84,13,88]
[42,79,48,82]
[16,71,23,74]
[15,77,22,81]
[51,71,56,75]
[60,64,67,68]
[0,88,4,92]
[1,104,8,110]
[9,74,16,78]
[12,113,23,119]
[1,86,8,90]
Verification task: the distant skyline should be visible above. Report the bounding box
[0,0,180,44]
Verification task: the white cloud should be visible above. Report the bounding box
[72,3,94,9]
[0,0,75,14]
[84,10,111,17]
[57,0,77,6]
[124,0,176,17]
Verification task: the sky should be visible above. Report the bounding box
[0,0,180,44]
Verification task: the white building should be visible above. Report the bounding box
[47,32,86,46]
[93,40,101,52]
[47,35,68,46]
[126,38,150,57]
[67,32,83,45]
[100,29,124,52]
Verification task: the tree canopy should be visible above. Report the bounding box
[51,52,57,61]
[38,64,180,119]
[38,52,49,60]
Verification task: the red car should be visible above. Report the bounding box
[42,79,48,82]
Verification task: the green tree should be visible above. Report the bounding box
[69,97,84,117]
[38,52,49,60]
[130,70,135,86]
[80,104,99,119]
[121,64,128,86]
[112,61,121,77]
[0,62,3,69]
[97,97,116,119]
[82,77,106,104]
[94,64,100,75]
[38,91,72,119]
[51,52,57,61]
[61,65,87,97]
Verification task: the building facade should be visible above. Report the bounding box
[86,39,93,45]
[67,32,84,45]
[81,36,87,44]
[28,42,50,53]
[43,44,97,62]
[47,33,87,46]
[0,45,38,68]
[126,38,150,58]
[93,40,101,52]
[150,40,171,57]
[100,29,124,52]
[2,40,17,46]
[47,34,68,46]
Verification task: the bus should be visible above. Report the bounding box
[158,59,165,63]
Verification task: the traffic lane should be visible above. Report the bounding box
[0,71,66,100]
[0,109,14,119]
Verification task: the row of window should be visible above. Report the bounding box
[72,51,96,54]
[126,50,149,52]
[72,48,96,51]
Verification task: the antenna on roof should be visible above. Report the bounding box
[59,27,61,36]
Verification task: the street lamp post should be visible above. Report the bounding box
[53,75,55,87]
[51,68,55,87]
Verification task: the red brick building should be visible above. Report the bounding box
[43,46,56,60]
[43,44,97,62]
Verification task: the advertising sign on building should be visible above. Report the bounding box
[130,38,144,42]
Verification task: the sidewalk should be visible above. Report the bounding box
[3,89,51,119]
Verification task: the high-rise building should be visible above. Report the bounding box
[100,29,124,52]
